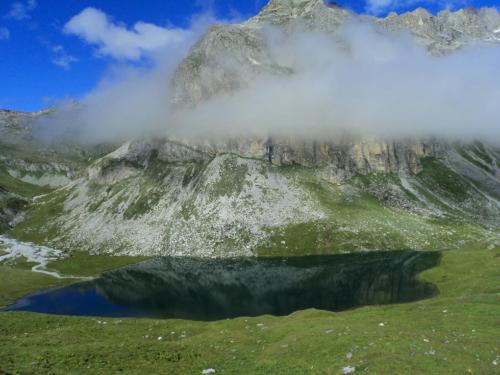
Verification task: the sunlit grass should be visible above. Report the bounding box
[0,246,498,374]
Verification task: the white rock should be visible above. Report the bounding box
[342,366,356,374]
[202,369,216,374]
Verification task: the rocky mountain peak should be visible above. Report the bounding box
[378,5,500,54]
[246,0,349,29]
[262,0,329,12]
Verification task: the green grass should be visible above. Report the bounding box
[8,187,71,244]
[47,252,150,277]
[0,266,69,307]
[0,247,498,374]
[418,158,472,201]
[0,253,149,308]
[0,169,52,198]
[256,171,492,257]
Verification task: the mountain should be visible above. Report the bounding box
[1,0,499,257]
[172,0,500,105]
[0,110,112,233]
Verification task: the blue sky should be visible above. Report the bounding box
[0,0,499,112]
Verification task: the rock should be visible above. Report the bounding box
[342,366,356,374]
[172,1,500,105]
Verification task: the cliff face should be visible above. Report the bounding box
[141,137,447,184]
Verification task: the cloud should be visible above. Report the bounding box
[0,27,9,40]
[37,64,175,143]
[5,0,37,21]
[51,45,78,70]
[37,11,219,143]
[42,17,500,145]
[171,22,500,142]
[63,8,196,61]
[365,0,468,14]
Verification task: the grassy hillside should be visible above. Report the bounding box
[0,167,53,234]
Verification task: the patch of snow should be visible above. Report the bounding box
[248,56,262,65]
[0,235,83,279]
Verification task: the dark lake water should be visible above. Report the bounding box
[5,251,441,321]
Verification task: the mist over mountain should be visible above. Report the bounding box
[38,0,500,144]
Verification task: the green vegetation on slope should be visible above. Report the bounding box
[257,167,493,256]
[8,187,71,244]
[0,169,52,198]
[0,167,54,234]
[0,246,498,374]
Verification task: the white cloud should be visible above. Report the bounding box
[5,0,37,21]
[63,8,195,61]
[42,21,500,145]
[170,22,500,142]
[0,27,9,40]
[51,45,78,70]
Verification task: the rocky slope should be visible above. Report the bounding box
[2,0,500,256]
